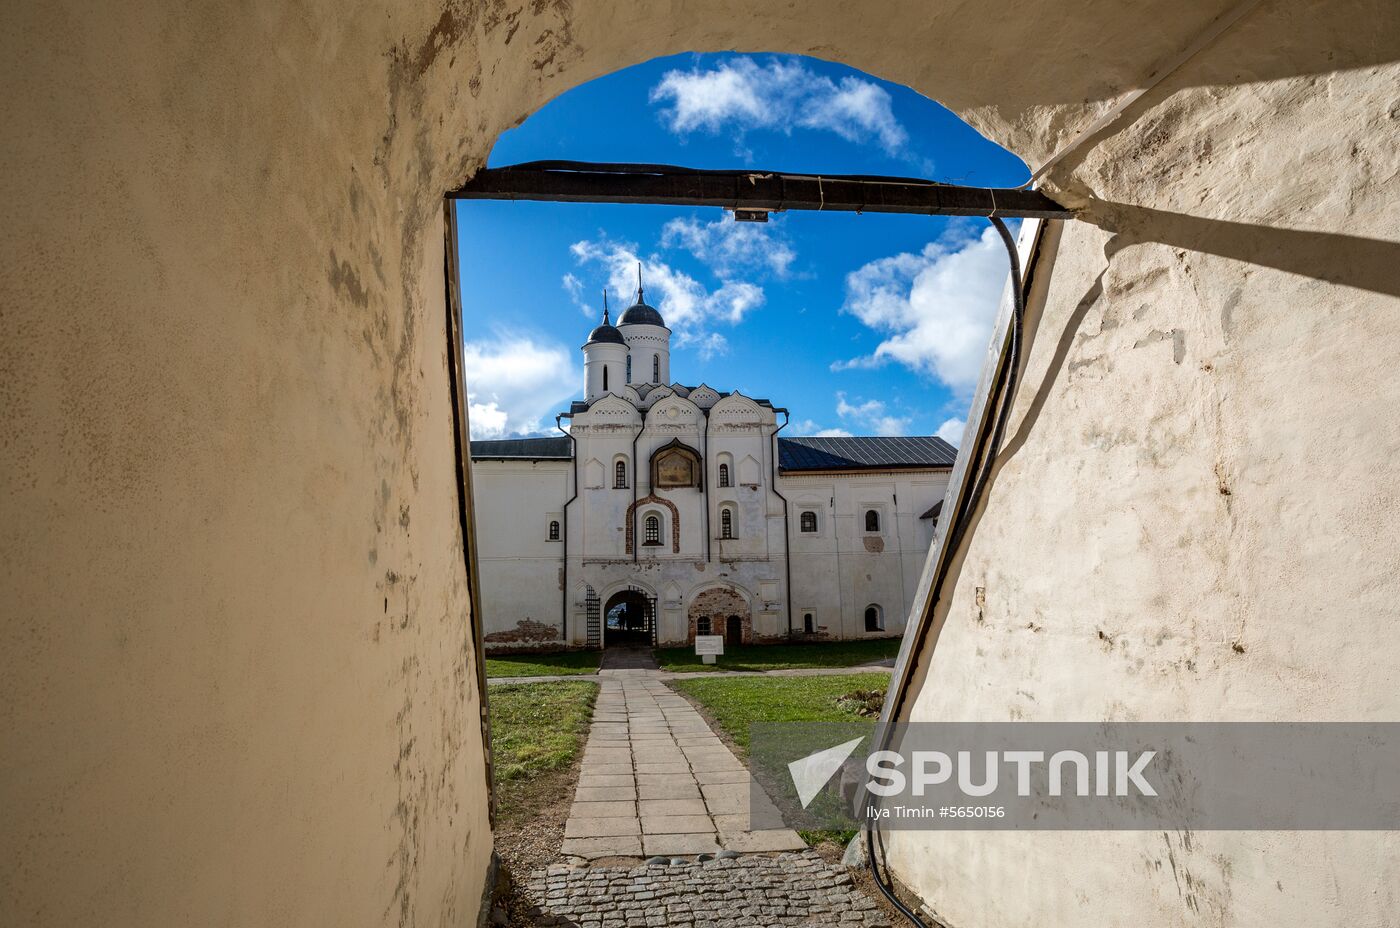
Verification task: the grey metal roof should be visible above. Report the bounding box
[919,500,944,521]
[778,435,957,472]
[618,301,665,327]
[469,436,572,460]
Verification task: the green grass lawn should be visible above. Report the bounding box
[488,680,597,827]
[670,672,888,846]
[484,650,601,678]
[654,637,899,673]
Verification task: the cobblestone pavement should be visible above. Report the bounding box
[523,851,891,927]
[560,673,805,858]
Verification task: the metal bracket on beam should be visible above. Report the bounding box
[447,160,1073,221]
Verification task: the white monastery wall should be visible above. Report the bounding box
[781,471,950,639]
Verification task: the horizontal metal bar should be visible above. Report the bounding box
[447,162,1073,220]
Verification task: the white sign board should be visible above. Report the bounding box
[694,635,724,656]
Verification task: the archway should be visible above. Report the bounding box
[603,587,655,647]
[687,586,751,646]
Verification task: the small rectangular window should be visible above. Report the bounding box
[799,511,818,533]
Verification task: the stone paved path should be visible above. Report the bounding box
[524,851,891,927]
[560,674,805,859]
[488,663,893,686]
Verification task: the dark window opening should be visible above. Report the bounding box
[720,508,734,539]
[615,460,627,488]
[644,514,661,546]
[652,355,659,382]
[696,616,711,636]
[718,463,730,487]
[800,511,818,533]
[804,612,815,634]
[603,366,609,392]
[865,509,881,532]
[865,605,883,632]
[548,520,560,541]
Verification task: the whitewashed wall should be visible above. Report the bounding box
[780,470,951,639]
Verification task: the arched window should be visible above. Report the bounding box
[865,605,884,632]
[626,355,632,382]
[614,459,627,488]
[548,520,560,541]
[718,463,730,487]
[864,509,881,532]
[720,507,735,539]
[644,514,661,546]
[652,354,660,382]
[803,612,815,634]
[799,511,818,533]
[602,366,609,392]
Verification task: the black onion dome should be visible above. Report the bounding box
[585,321,626,345]
[617,300,665,327]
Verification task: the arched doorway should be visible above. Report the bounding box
[603,587,655,647]
[687,586,751,646]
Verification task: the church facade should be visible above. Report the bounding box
[470,286,956,650]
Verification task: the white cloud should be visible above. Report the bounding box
[650,58,913,160]
[462,334,579,438]
[661,216,796,279]
[837,225,1011,391]
[569,237,766,344]
[693,332,729,360]
[835,391,911,436]
[790,418,853,438]
[935,417,965,446]
[561,272,593,316]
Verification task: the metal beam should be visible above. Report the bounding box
[447,160,1073,220]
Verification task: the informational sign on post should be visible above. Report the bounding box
[694,635,724,665]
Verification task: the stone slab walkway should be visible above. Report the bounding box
[488,663,893,686]
[523,851,891,927]
[560,674,805,860]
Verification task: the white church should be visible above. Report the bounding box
[470,281,957,650]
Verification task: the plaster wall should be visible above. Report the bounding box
[472,459,568,647]
[6,0,1398,925]
[780,471,950,639]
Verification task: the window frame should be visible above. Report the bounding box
[547,519,561,541]
[717,462,731,488]
[864,604,884,632]
[864,508,882,533]
[799,510,819,534]
[652,354,659,382]
[643,513,662,546]
[614,458,628,489]
[719,506,735,539]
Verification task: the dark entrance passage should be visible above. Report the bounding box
[725,615,743,647]
[604,587,655,647]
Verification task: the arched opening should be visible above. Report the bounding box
[864,604,884,632]
[688,586,751,646]
[604,587,655,648]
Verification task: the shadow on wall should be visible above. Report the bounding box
[1085,201,1400,299]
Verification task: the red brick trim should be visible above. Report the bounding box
[625,494,681,554]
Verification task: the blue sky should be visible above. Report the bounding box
[456,53,1027,443]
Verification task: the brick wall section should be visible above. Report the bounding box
[687,587,751,645]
